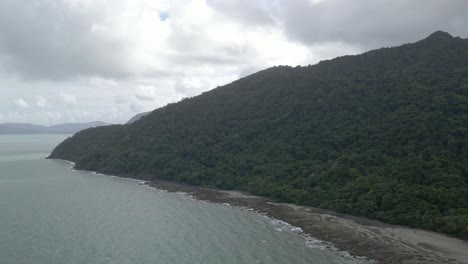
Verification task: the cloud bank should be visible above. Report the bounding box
[0,0,467,125]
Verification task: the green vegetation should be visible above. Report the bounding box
[49,31,468,238]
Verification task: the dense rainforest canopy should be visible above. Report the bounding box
[50,31,468,238]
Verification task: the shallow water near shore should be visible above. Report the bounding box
[0,135,369,264]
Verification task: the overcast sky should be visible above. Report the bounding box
[0,0,467,125]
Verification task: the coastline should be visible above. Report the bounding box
[55,159,468,264]
[147,179,468,264]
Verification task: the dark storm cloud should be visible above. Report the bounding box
[3,0,466,82]
[0,0,131,80]
[280,0,468,48]
[165,22,248,67]
[207,0,468,49]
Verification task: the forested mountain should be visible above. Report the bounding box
[0,121,110,134]
[49,31,468,238]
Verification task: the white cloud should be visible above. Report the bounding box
[61,93,78,105]
[135,85,158,101]
[130,102,146,113]
[90,24,109,33]
[14,98,29,108]
[36,96,48,108]
[0,0,467,125]
[114,96,128,104]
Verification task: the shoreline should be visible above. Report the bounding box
[147,179,468,264]
[54,159,468,264]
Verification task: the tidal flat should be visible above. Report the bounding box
[148,179,468,264]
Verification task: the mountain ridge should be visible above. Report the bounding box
[126,112,151,124]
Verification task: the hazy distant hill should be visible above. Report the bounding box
[50,31,468,238]
[0,121,110,134]
[126,112,151,124]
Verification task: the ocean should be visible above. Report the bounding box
[0,134,368,264]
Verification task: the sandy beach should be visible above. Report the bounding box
[149,179,468,264]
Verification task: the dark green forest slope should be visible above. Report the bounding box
[49,31,468,237]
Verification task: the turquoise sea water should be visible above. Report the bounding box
[0,135,369,264]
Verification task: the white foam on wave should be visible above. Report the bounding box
[51,158,76,171]
[54,159,76,166]
[263,215,373,262]
[205,202,374,263]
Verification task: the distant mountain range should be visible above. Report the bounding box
[0,121,110,134]
[126,112,151,124]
